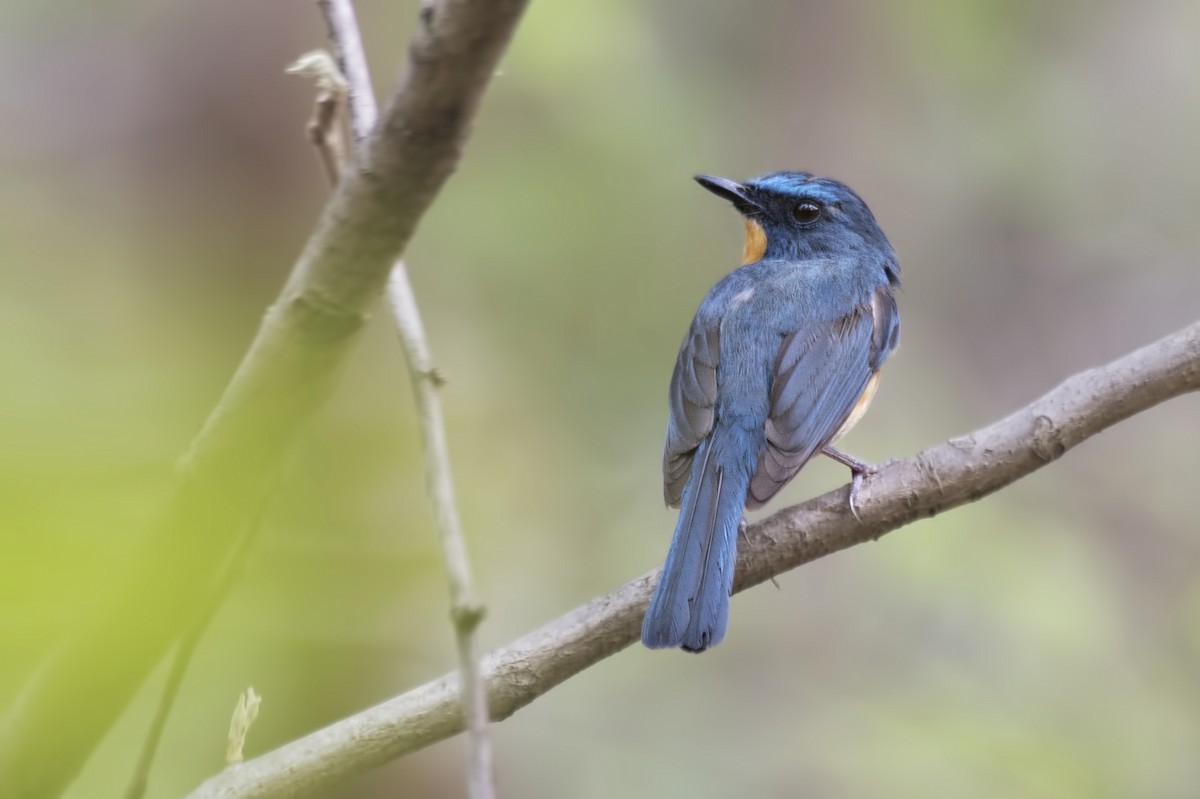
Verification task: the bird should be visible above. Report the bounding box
[641,171,901,653]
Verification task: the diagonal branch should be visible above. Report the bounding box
[383,270,493,797]
[316,0,374,146]
[189,320,1200,799]
[0,2,529,797]
[318,1,494,796]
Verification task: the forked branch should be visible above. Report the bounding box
[316,1,495,796]
[0,1,529,796]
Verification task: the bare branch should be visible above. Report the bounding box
[318,2,494,797]
[384,269,493,797]
[123,487,274,799]
[0,1,529,796]
[316,0,375,143]
[123,520,260,799]
[188,320,1200,799]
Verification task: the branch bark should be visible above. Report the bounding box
[318,2,495,796]
[188,320,1200,799]
[0,1,529,796]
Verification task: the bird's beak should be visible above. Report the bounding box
[694,174,761,214]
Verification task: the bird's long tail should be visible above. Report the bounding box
[642,428,755,652]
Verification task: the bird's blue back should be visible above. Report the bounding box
[644,171,900,652]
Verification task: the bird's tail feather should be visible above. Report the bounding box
[642,429,754,652]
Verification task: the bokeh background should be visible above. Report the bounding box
[3,1,1200,797]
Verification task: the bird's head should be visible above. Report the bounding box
[695,171,899,283]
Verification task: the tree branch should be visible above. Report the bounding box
[188,320,1200,799]
[318,1,495,796]
[0,1,529,796]
[123,503,266,799]
[384,269,494,798]
[316,0,374,146]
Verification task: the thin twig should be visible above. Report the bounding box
[384,269,491,796]
[0,1,529,795]
[317,2,495,798]
[125,502,269,799]
[315,0,374,145]
[188,318,1200,799]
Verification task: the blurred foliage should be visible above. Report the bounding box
[1,0,1199,797]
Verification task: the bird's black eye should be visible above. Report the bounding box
[792,201,822,225]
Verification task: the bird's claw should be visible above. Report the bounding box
[822,445,877,522]
[846,462,878,522]
[848,472,861,521]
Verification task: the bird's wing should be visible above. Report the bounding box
[869,285,901,371]
[748,286,899,508]
[663,324,720,507]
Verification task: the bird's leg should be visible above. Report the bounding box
[821,445,877,522]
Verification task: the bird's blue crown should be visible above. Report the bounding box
[698,170,899,285]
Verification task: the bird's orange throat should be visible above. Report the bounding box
[742,219,767,264]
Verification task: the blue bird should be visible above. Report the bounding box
[642,171,901,653]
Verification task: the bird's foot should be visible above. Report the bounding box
[821,445,877,522]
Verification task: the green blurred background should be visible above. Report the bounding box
[3,0,1200,796]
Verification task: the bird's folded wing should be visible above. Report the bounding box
[663,325,719,507]
[664,285,899,510]
[747,304,879,508]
